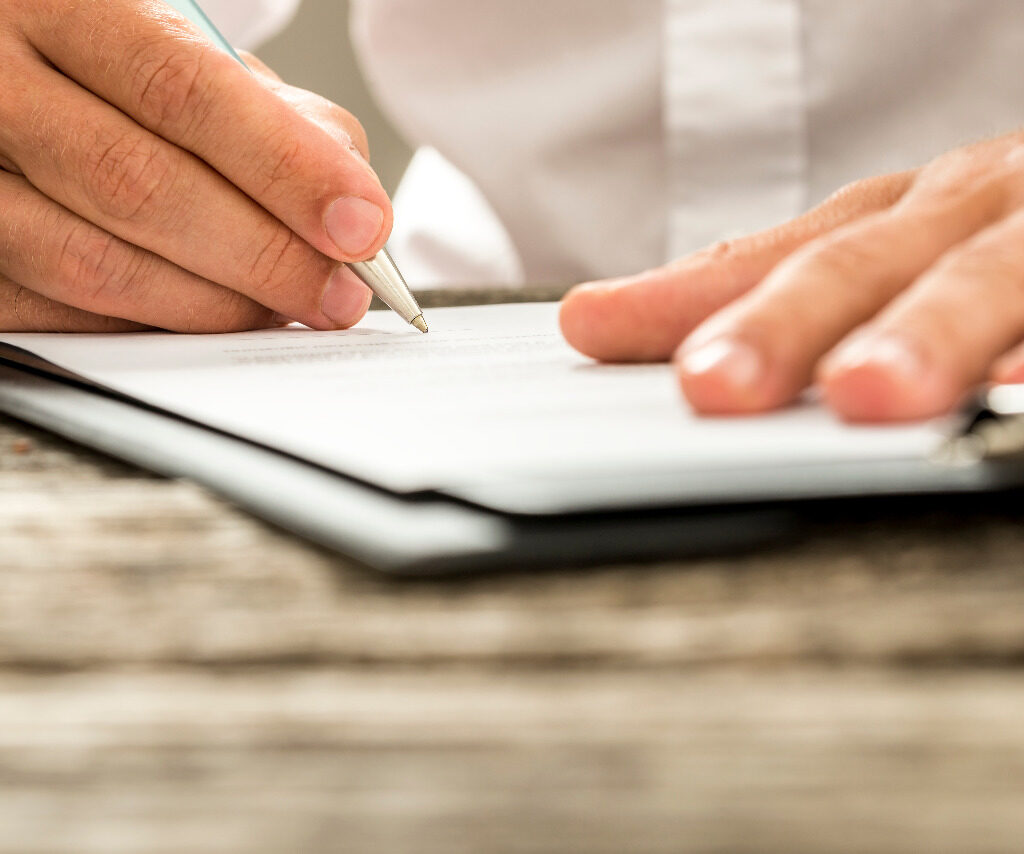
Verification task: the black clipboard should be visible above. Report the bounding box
[3,360,1024,575]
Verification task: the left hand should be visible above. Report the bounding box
[559,131,1024,422]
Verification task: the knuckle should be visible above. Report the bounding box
[921,144,991,182]
[690,239,737,265]
[4,284,56,333]
[819,171,913,216]
[832,173,897,202]
[192,292,275,333]
[246,225,313,296]
[799,211,925,281]
[822,177,872,208]
[129,43,214,134]
[2,282,86,333]
[255,129,309,199]
[940,239,1024,290]
[333,106,369,156]
[83,131,175,224]
[56,221,140,306]
[789,223,911,312]
[802,232,886,278]
[8,284,32,330]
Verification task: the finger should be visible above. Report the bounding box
[991,342,1024,384]
[820,210,1024,421]
[0,274,146,333]
[559,171,915,362]
[24,0,391,263]
[1,61,371,331]
[262,78,372,163]
[0,171,278,333]
[673,176,1005,415]
[236,51,371,161]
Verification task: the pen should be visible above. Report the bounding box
[164,0,428,333]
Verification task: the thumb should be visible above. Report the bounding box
[239,50,373,162]
[559,170,916,363]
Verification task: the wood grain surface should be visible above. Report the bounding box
[2,289,1024,852]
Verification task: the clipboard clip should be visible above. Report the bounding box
[936,383,1024,466]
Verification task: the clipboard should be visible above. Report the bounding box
[0,362,797,574]
[2,358,1024,575]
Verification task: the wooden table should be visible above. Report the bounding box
[2,290,1024,853]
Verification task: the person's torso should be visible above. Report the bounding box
[350,0,1024,286]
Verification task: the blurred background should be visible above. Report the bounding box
[258,0,413,194]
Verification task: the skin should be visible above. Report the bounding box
[4,1,1015,426]
[560,132,1024,423]
[0,0,390,333]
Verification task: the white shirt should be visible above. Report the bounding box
[210,0,1024,287]
[203,0,302,57]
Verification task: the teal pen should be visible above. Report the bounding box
[162,0,428,333]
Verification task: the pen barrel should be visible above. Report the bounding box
[348,248,424,324]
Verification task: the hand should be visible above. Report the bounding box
[0,0,391,333]
[560,132,1024,422]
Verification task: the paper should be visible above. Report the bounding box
[0,303,950,497]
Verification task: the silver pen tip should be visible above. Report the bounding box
[411,314,428,334]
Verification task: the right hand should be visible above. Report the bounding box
[0,0,392,333]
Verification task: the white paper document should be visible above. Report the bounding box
[0,303,952,509]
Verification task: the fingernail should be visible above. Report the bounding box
[680,337,764,391]
[325,197,384,258]
[321,267,373,328]
[826,334,926,381]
